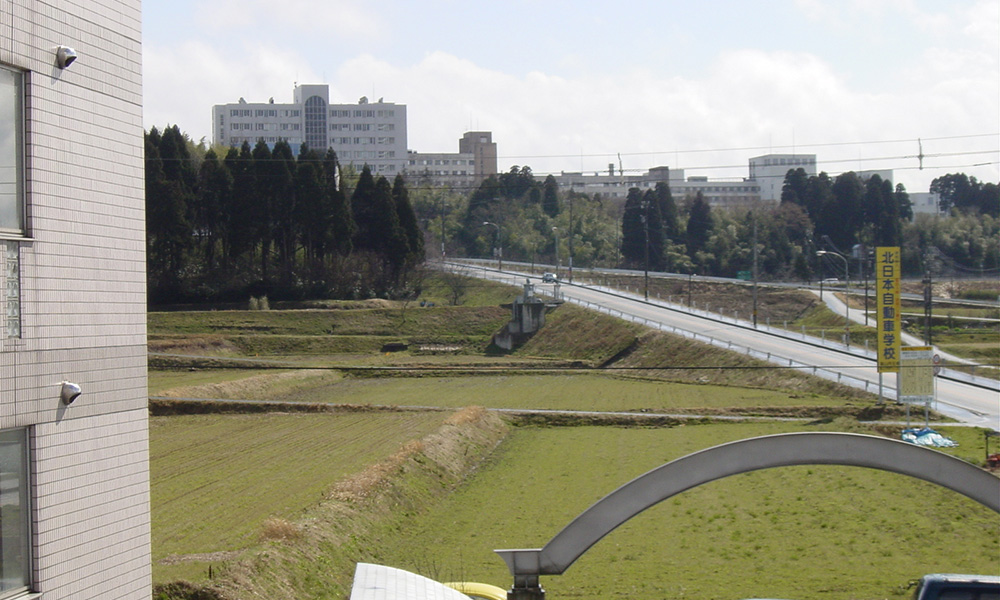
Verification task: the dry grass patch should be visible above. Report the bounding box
[260,518,303,542]
[328,440,426,503]
[150,334,239,355]
[156,369,340,401]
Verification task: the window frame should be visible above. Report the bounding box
[0,428,32,598]
[0,65,25,238]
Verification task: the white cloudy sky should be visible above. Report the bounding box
[143,0,999,193]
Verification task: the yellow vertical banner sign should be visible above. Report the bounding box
[876,246,902,373]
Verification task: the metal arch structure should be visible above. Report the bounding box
[495,432,1000,599]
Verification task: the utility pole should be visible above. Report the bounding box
[752,214,759,328]
[923,269,933,345]
[568,193,574,283]
[862,247,869,327]
[440,195,446,260]
[642,198,649,300]
[483,221,501,271]
[552,226,560,279]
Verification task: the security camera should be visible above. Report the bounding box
[60,382,82,405]
[56,46,77,69]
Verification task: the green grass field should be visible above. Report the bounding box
[151,370,883,422]
[377,422,1000,600]
[149,411,449,584]
[147,274,998,600]
[148,411,999,599]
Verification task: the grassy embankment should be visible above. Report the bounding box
[149,271,997,600]
[151,411,451,585]
[572,271,999,374]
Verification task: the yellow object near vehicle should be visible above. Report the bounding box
[443,581,508,600]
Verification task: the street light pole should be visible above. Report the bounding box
[642,198,649,301]
[552,226,560,279]
[752,213,759,328]
[440,196,446,260]
[817,250,850,348]
[483,221,502,271]
[568,194,574,283]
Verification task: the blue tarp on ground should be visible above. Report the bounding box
[902,427,958,448]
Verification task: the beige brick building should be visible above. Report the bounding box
[0,1,150,598]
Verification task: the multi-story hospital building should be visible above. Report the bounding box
[213,84,408,177]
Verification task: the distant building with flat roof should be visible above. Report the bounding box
[909,192,942,215]
[213,84,408,177]
[459,131,498,181]
[406,131,498,189]
[543,165,761,208]
[748,154,818,202]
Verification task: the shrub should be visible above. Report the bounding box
[248,296,270,311]
[957,289,999,301]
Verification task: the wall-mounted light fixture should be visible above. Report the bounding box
[60,382,82,405]
[56,46,77,69]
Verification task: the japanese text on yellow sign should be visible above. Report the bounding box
[876,246,901,373]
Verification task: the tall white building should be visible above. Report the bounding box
[1,1,151,599]
[213,84,408,176]
[748,154,818,202]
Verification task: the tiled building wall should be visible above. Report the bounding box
[1,1,150,598]
[33,410,150,599]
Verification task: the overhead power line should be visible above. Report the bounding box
[498,133,999,162]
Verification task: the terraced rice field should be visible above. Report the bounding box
[149,411,448,583]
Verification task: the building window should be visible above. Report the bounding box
[0,67,24,235]
[0,428,30,595]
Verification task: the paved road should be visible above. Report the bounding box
[451,263,999,430]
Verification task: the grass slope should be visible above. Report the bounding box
[378,422,1000,600]
[516,303,872,403]
[154,407,510,600]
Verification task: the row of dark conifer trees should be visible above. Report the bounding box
[617,170,917,277]
[145,126,423,303]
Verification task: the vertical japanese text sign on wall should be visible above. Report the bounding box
[876,246,902,373]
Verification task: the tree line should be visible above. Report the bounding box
[452,165,998,281]
[145,125,423,303]
[144,124,998,303]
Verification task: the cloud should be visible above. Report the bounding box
[323,46,995,191]
[143,40,319,140]
[963,0,1000,46]
[144,6,997,193]
[194,0,379,36]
